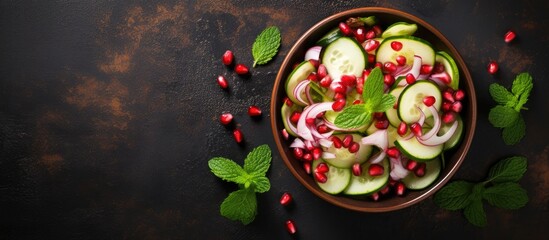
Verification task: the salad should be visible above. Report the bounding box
[280,16,465,200]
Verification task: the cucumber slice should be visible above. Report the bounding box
[394,136,443,161]
[321,37,368,80]
[387,125,399,148]
[316,27,343,47]
[343,157,390,195]
[401,158,441,190]
[285,60,316,106]
[381,22,418,38]
[441,115,464,150]
[376,36,435,67]
[397,80,442,124]
[322,134,373,168]
[281,103,301,137]
[435,51,460,90]
[312,159,351,194]
[386,86,404,127]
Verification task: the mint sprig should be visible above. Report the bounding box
[334,67,396,129]
[488,72,533,145]
[434,156,529,227]
[252,26,281,67]
[208,144,272,225]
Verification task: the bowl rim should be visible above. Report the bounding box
[270,7,477,212]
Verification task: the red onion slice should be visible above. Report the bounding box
[389,156,409,180]
[290,138,305,149]
[304,46,322,61]
[284,112,298,135]
[322,152,336,159]
[297,102,334,141]
[293,80,311,106]
[417,119,458,146]
[420,106,441,141]
[395,55,422,79]
[318,138,333,148]
[361,129,389,164]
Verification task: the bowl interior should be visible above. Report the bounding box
[270,7,476,212]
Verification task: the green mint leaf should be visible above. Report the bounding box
[487,156,527,184]
[502,115,526,145]
[513,73,533,111]
[482,182,528,209]
[208,157,249,184]
[358,16,378,26]
[489,83,515,106]
[250,175,270,193]
[434,181,475,210]
[363,67,384,108]
[220,188,257,225]
[243,144,271,175]
[488,105,519,128]
[334,104,372,129]
[371,94,396,113]
[252,26,281,67]
[464,199,487,227]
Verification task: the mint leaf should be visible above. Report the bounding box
[434,181,475,210]
[208,157,250,184]
[250,175,270,193]
[371,94,396,113]
[464,200,487,227]
[487,156,527,183]
[252,26,281,67]
[220,188,257,225]
[502,115,526,145]
[511,72,533,98]
[334,104,372,129]
[244,144,271,175]
[488,105,519,128]
[489,83,515,106]
[482,183,528,209]
[363,67,384,108]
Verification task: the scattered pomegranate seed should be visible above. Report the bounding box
[312,148,322,160]
[293,147,303,159]
[309,59,319,68]
[443,91,455,103]
[317,124,330,134]
[280,192,293,206]
[374,62,383,69]
[433,63,445,73]
[390,41,403,51]
[371,192,380,201]
[285,220,297,234]
[362,69,371,79]
[352,99,362,105]
[368,54,376,64]
[410,123,423,137]
[222,50,234,66]
[332,98,346,112]
[375,119,389,129]
[316,162,329,174]
[352,163,362,176]
[420,64,433,75]
[354,27,367,43]
[314,171,328,183]
[283,97,293,107]
[342,135,353,148]
[331,136,342,148]
[395,182,406,196]
[333,93,345,101]
[453,89,465,101]
[235,63,249,75]
[442,112,456,123]
[504,30,516,43]
[373,112,385,119]
[319,76,332,88]
[380,185,391,195]
[405,159,418,171]
[383,74,395,86]
[488,61,499,74]
[415,163,426,177]
[247,105,262,117]
[303,162,311,174]
[307,72,318,82]
[217,75,229,89]
[451,101,463,113]
[442,101,452,112]
[396,55,407,66]
[383,62,397,73]
[338,22,353,36]
[233,129,243,143]
[348,142,360,153]
[363,39,380,52]
[365,29,376,40]
[368,164,384,176]
[302,153,313,162]
[317,64,328,79]
[405,73,416,85]
[305,118,316,125]
[397,122,408,136]
[290,111,301,124]
[219,112,233,125]
[281,129,289,140]
[341,75,357,87]
[423,96,436,107]
[386,147,401,159]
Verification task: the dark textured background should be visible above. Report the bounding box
[1,0,548,239]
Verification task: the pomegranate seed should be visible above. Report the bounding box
[375,119,389,129]
[319,75,332,88]
[371,192,380,201]
[386,147,401,159]
[405,73,416,85]
[317,124,330,134]
[389,178,398,187]
[280,192,293,206]
[247,105,262,117]
[222,50,234,66]
[405,159,418,171]
[217,75,229,89]
[390,41,403,51]
[285,220,297,234]
[365,29,376,40]
[443,91,455,103]
[423,96,436,107]
[433,63,445,73]
[302,153,312,162]
[281,129,289,140]
[293,147,303,159]
[368,54,376,64]
[348,142,360,153]
[352,163,362,176]
[453,89,465,101]
[451,101,463,113]
[383,74,395,86]
[352,99,362,105]
[314,171,328,183]
[235,64,249,75]
[372,25,382,36]
[363,39,380,52]
[317,64,328,79]
[373,112,385,119]
[488,61,499,74]
[332,98,346,111]
[380,185,391,195]
[396,55,407,66]
[410,123,423,137]
[333,92,346,100]
[332,82,346,94]
[415,163,426,177]
[233,129,243,143]
[356,84,363,94]
[305,118,316,125]
[354,26,367,43]
[219,112,233,125]
[442,101,452,112]
[338,22,353,36]
[331,136,342,148]
[290,111,301,124]
[312,148,322,160]
[442,112,456,123]
[342,135,353,148]
[368,164,384,176]
[303,162,311,174]
[309,59,319,68]
[420,64,433,75]
[397,122,408,136]
[383,62,397,73]
[504,30,516,43]
[362,69,371,79]
[307,72,318,82]
[395,182,406,196]
[284,97,293,107]
[341,75,357,87]
[374,62,383,69]
[316,162,329,174]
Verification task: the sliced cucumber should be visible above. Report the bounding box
[376,36,435,67]
[397,80,442,124]
[385,86,404,127]
[441,115,464,150]
[316,27,343,47]
[343,157,390,195]
[281,103,302,137]
[312,159,351,194]
[435,51,460,90]
[402,158,441,190]
[381,22,418,38]
[394,136,443,161]
[285,60,316,106]
[387,125,399,148]
[322,134,373,168]
[321,37,368,80]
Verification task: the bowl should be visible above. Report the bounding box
[270,7,476,212]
